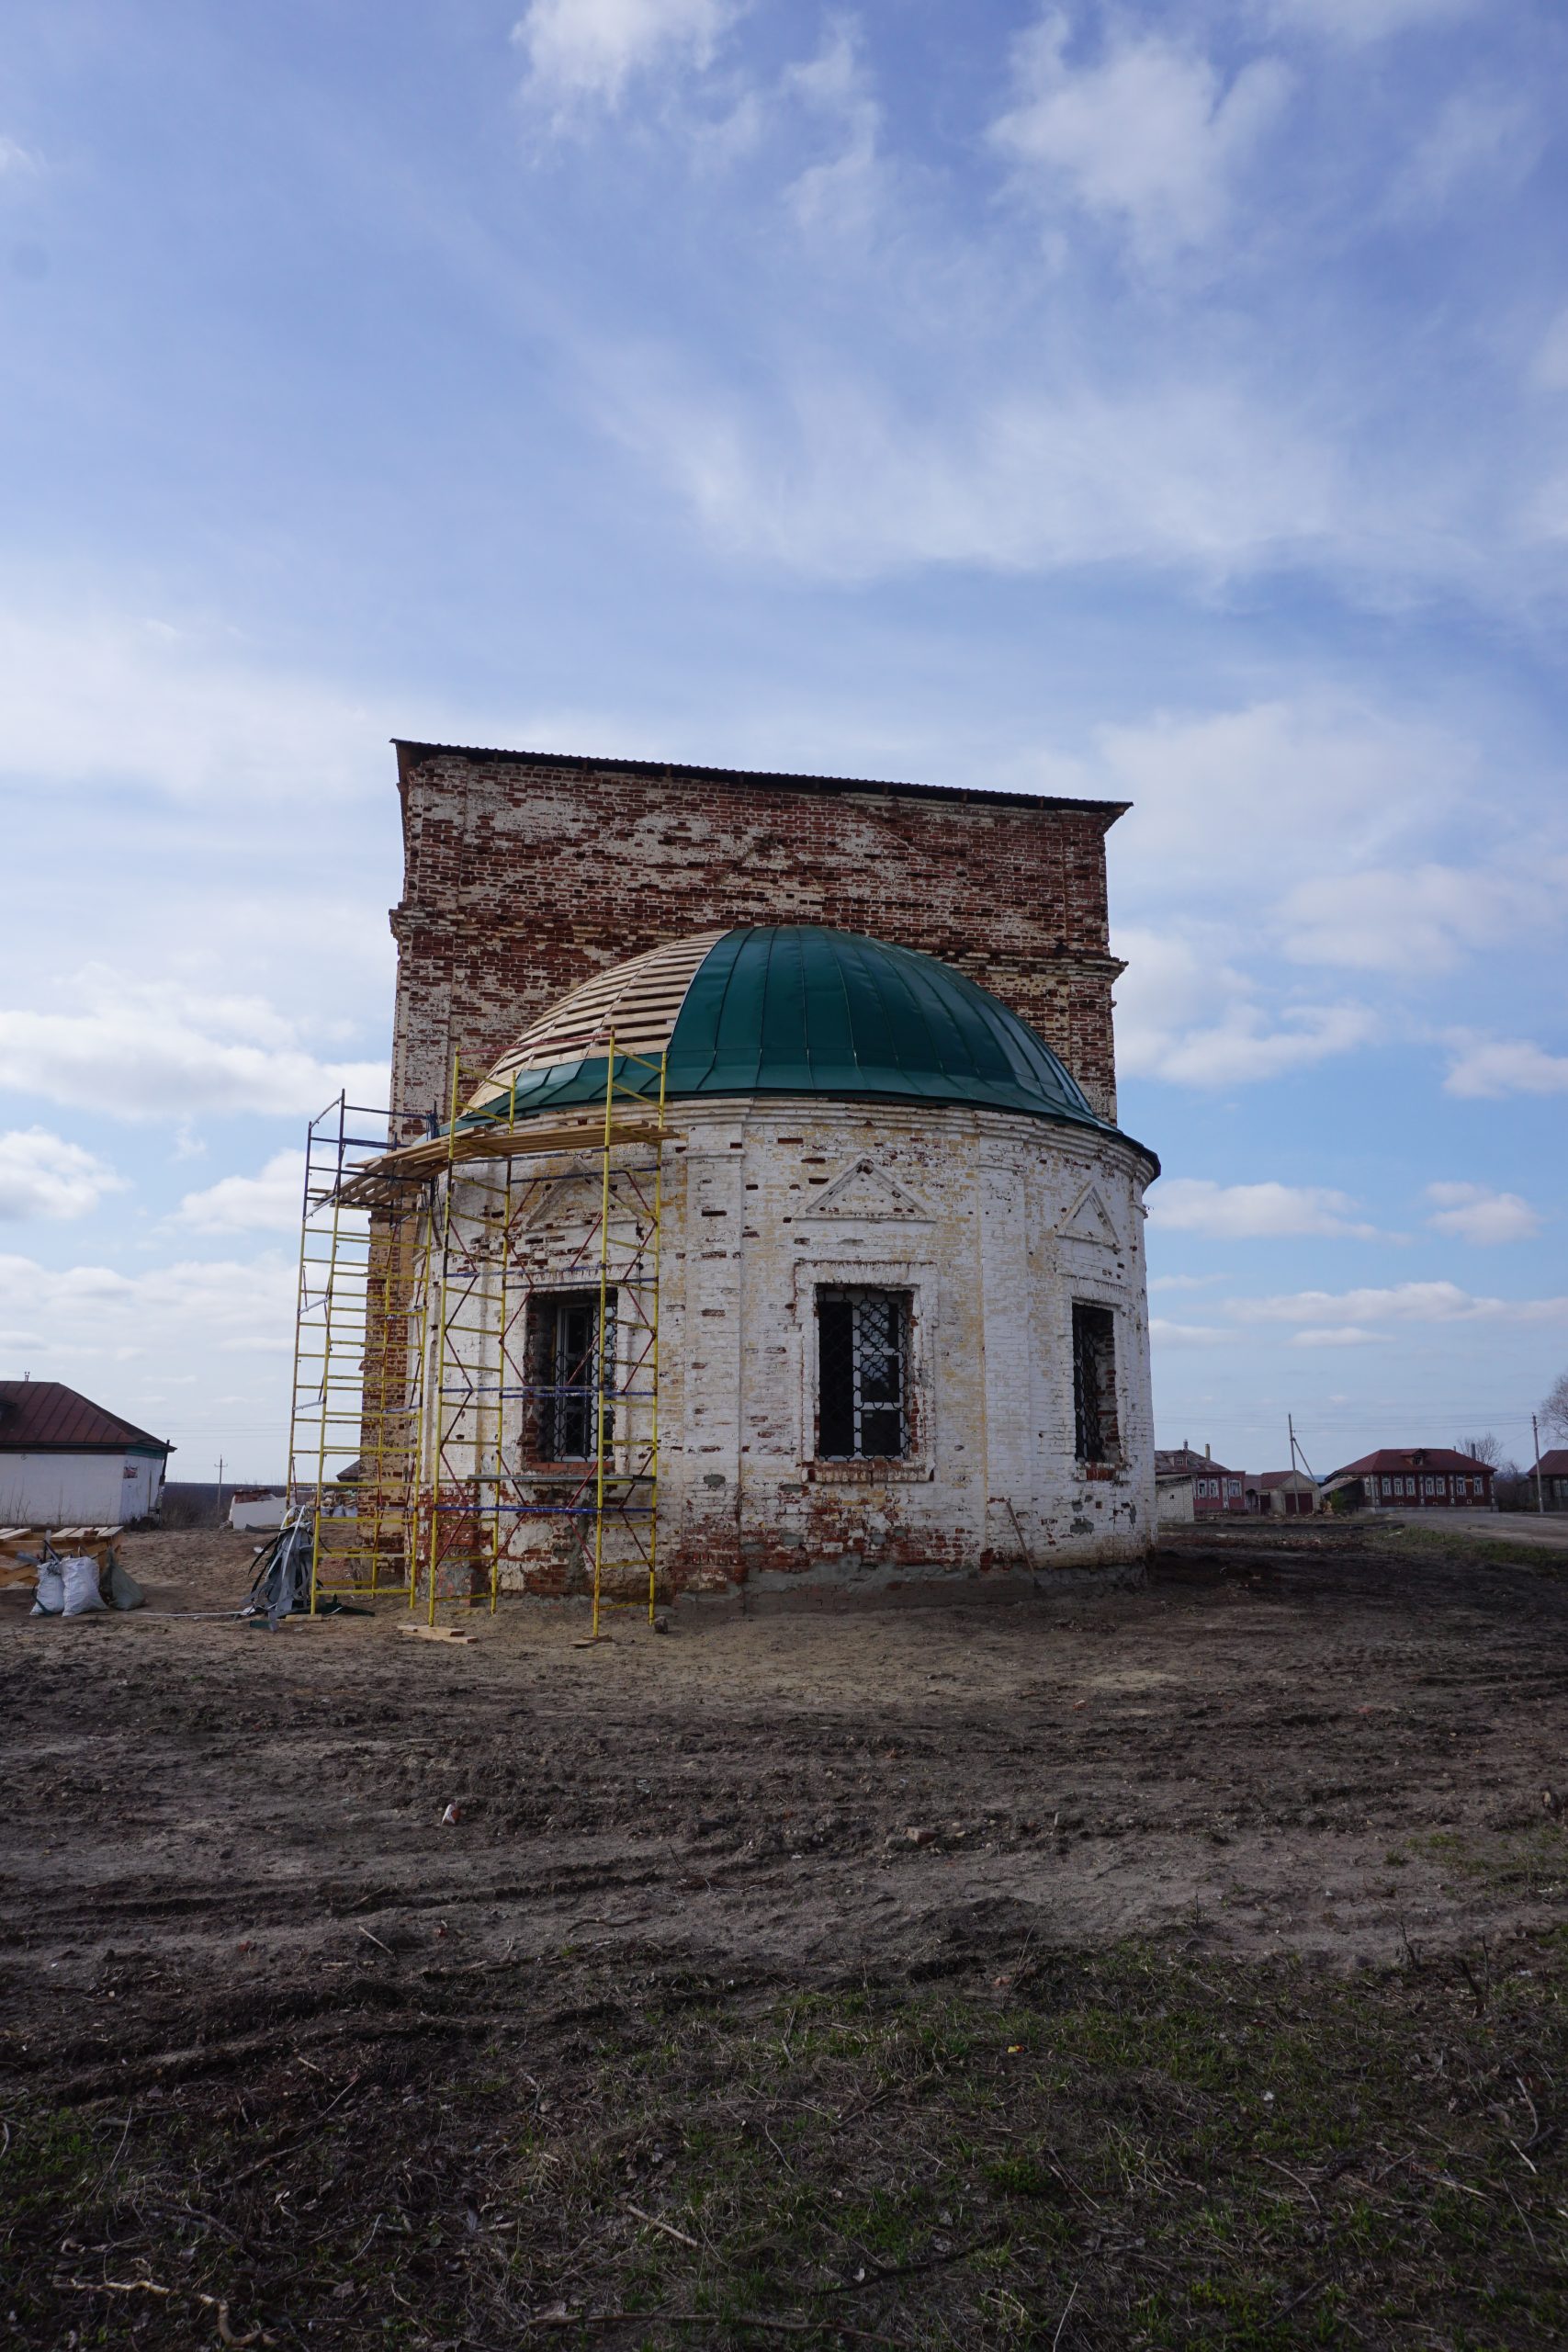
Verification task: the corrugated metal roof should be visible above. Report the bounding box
[1331,1448,1493,1478]
[1536,1449,1568,1476]
[0,1380,170,1453]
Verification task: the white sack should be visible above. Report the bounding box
[31,1562,63,1616]
[61,1555,107,1616]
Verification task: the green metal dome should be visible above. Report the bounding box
[467,925,1141,1146]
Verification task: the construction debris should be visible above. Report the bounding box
[3,1524,142,1615]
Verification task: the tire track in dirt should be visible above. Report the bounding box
[3,1521,1567,2097]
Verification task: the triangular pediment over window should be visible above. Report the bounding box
[804,1158,931,1220]
[1060,1184,1120,1250]
[518,1168,598,1232]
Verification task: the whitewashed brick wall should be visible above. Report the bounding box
[426,1095,1156,1598]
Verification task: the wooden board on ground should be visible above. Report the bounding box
[0,1531,45,1588]
[398,1623,476,1645]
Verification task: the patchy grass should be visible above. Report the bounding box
[1412,1826,1568,1902]
[4,1934,1566,2349]
[1375,1521,1568,1578]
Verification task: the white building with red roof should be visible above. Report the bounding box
[0,1380,173,1526]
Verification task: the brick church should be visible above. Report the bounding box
[385,743,1157,1593]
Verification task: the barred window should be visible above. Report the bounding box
[817,1288,909,1460]
[523,1289,615,1462]
[1072,1302,1119,1464]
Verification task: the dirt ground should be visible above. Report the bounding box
[3,1521,1565,2348]
[5,1520,1564,1976]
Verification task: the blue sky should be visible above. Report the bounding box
[1,0,1565,1481]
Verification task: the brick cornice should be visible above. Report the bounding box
[392,739,1129,826]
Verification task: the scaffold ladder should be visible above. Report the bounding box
[411,1036,666,1630]
[589,1034,666,1636]
[286,1092,427,1612]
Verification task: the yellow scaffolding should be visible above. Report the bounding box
[417,1048,513,1622]
[589,1035,666,1636]
[295,1040,668,1629]
[286,1094,427,1611]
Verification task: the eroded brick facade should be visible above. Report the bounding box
[389,744,1127,1133]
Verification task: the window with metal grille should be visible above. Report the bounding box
[523,1289,615,1461]
[817,1288,909,1460]
[1071,1302,1119,1464]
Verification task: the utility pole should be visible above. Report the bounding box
[1533,1415,1545,1515]
[1288,1414,1321,1512]
[217,1453,225,1501]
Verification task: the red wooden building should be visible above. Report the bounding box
[1329,1448,1494,1510]
[1155,1444,1247,1514]
[1534,1448,1568,1510]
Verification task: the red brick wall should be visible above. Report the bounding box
[389,745,1128,1135]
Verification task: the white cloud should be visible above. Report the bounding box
[1532,307,1568,394]
[0,135,39,175]
[1388,92,1540,220]
[0,1129,124,1222]
[1290,1326,1390,1346]
[0,599,381,808]
[619,367,1344,582]
[177,1149,307,1235]
[1113,928,1378,1087]
[784,21,882,237]
[1148,1273,1227,1293]
[1151,1005,1379,1088]
[513,0,739,109]
[1149,1318,1229,1346]
[0,969,388,1121]
[1082,704,1562,994]
[0,1250,298,1370]
[1266,0,1477,41]
[1149,1178,1380,1240]
[524,11,1563,606]
[1523,469,1568,548]
[1425,1182,1541,1246]
[991,11,1289,260]
[1443,1032,1568,1099]
[1280,860,1567,974]
[0,1249,299,1474]
[1230,1282,1568,1329]
[1097,700,1476,901]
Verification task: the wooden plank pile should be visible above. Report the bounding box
[0,1525,125,1591]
